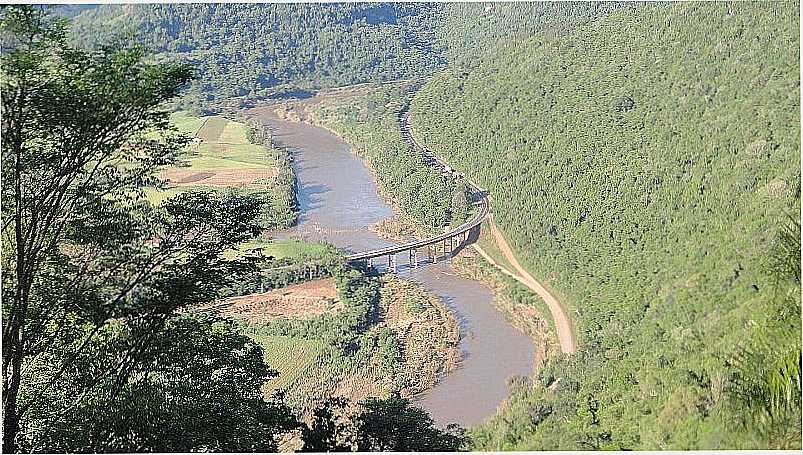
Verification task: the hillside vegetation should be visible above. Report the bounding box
[410,2,800,449]
[70,4,443,112]
[67,3,632,113]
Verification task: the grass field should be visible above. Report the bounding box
[250,334,326,394]
[222,238,334,260]
[170,111,207,136]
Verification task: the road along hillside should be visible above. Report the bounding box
[400,105,577,354]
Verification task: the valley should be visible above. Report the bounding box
[3,3,799,452]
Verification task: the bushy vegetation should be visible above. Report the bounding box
[301,395,467,452]
[217,244,345,299]
[433,2,637,69]
[410,2,800,449]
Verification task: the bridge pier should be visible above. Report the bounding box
[344,191,488,270]
[409,249,418,268]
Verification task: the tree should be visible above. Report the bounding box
[300,398,354,452]
[299,395,466,452]
[24,315,299,452]
[354,395,466,451]
[0,6,295,451]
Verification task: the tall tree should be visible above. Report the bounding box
[300,395,466,452]
[1,6,296,451]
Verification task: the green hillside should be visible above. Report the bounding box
[67,3,632,113]
[69,4,444,112]
[410,2,800,449]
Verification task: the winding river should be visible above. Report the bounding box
[248,108,535,428]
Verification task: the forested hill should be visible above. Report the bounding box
[411,2,801,449]
[434,2,639,68]
[68,3,630,113]
[70,4,443,111]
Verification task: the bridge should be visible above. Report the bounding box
[346,105,490,271]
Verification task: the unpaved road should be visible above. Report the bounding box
[401,99,577,354]
[484,216,576,353]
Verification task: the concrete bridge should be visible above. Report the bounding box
[346,105,490,271]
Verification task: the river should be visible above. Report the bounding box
[248,108,535,428]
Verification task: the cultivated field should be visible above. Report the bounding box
[146,113,279,203]
[210,278,342,324]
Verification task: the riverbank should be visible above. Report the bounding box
[259,94,436,242]
[247,99,536,427]
[296,84,557,362]
[238,273,461,415]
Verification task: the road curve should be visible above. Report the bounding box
[400,98,577,355]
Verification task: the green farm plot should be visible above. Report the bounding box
[146,113,275,205]
[196,116,228,142]
[250,334,326,394]
[219,120,251,144]
[223,239,334,261]
[169,111,207,136]
[149,112,298,229]
[141,186,195,206]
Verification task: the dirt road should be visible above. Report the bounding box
[481,215,576,354]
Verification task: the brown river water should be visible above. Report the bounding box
[248,108,535,428]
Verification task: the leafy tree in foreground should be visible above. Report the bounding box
[729,216,801,447]
[27,315,299,452]
[300,398,354,452]
[301,395,467,452]
[355,395,467,451]
[1,6,297,451]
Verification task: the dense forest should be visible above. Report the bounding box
[410,2,801,449]
[69,4,443,112]
[67,3,631,113]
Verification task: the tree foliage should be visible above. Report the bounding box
[410,2,800,450]
[0,7,296,451]
[300,395,466,452]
